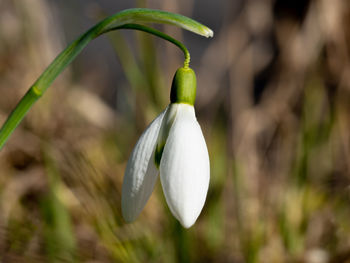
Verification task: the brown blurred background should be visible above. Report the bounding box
[0,0,350,262]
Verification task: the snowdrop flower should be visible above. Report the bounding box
[121,67,210,228]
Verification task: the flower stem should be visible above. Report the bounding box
[0,87,41,146]
[0,8,212,149]
[112,24,190,68]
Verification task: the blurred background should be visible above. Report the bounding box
[0,0,350,262]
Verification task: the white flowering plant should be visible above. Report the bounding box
[0,8,213,228]
[122,67,210,228]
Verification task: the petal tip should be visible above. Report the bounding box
[121,199,137,223]
[178,217,196,229]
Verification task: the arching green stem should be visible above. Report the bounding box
[111,24,190,68]
[0,8,212,149]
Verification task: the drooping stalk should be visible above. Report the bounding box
[0,8,213,149]
[111,24,190,68]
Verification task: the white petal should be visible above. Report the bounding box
[159,104,210,228]
[154,103,180,167]
[122,108,167,222]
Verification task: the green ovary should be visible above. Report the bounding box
[170,67,197,105]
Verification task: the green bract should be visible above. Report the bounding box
[170,67,197,105]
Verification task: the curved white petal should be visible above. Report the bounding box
[122,108,167,222]
[154,103,180,167]
[159,104,210,228]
